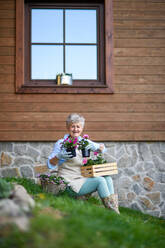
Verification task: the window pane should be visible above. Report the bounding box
[31,9,63,43]
[31,45,63,79]
[65,10,97,43]
[66,45,97,79]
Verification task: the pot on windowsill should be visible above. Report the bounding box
[67,148,76,158]
[81,148,90,158]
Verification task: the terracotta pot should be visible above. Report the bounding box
[82,148,90,157]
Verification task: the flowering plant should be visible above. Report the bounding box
[38,173,68,186]
[82,152,107,166]
[37,174,68,194]
[78,134,89,150]
[61,136,78,150]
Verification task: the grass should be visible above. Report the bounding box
[0,178,165,248]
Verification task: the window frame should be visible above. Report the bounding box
[16,0,114,94]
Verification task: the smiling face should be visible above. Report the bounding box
[68,122,83,138]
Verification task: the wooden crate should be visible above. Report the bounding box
[81,163,118,178]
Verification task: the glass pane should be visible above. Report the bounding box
[65,9,97,43]
[31,45,63,79]
[31,9,63,43]
[66,45,97,80]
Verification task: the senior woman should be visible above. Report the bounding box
[47,113,120,214]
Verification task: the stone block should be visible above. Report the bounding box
[161,173,165,183]
[118,189,126,201]
[124,168,134,176]
[127,192,136,202]
[118,177,132,189]
[153,155,165,172]
[146,192,160,205]
[14,157,34,167]
[135,162,145,172]
[34,165,49,175]
[130,202,142,212]
[105,146,115,158]
[143,177,155,191]
[0,142,13,152]
[20,166,34,178]
[138,143,152,162]
[26,146,40,161]
[1,168,20,177]
[160,152,165,162]
[13,144,27,156]
[139,196,156,210]
[40,146,52,159]
[132,174,141,182]
[144,162,155,171]
[0,152,12,167]
[133,184,142,195]
[146,169,162,182]
[117,155,132,168]
[116,145,126,159]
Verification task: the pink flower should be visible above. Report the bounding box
[73,137,78,144]
[83,134,89,139]
[69,139,72,143]
[94,151,98,156]
[83,158,88,164]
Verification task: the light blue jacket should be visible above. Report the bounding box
[47,134,106,169]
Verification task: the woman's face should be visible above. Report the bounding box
[68,122,83,138]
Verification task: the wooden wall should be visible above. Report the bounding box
[0,0,165,141]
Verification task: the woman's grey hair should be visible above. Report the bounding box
[66,113,85,128]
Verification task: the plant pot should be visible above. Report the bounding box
[66,148,76,158]
[41,181,67,195]
[82,148,90,157]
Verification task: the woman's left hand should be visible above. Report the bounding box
[86,142,100,151]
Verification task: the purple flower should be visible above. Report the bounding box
[94,151,98,156]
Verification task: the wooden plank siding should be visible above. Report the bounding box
[0,0,165,141]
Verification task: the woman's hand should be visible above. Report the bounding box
[86,142,105,152]
[86,142,100,151]
[56,149,73,160]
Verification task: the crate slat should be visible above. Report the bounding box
[81,162,118,177]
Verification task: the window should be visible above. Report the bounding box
[16,0,114,93]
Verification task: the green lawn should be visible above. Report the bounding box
[0,178,165,248]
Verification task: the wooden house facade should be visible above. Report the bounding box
[0,0,165,142]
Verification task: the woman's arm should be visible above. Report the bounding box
[47,139,63,169]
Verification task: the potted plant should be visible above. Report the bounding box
[82,152,107,166]
[38,173,68,195]
[81,152,118,178]
[61,136,78,157]
[78,134,90,157]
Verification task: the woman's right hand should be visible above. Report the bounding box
[56,149,73,160]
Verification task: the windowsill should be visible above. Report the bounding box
[16,84,114,93]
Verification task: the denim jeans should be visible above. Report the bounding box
[77,176,114,198]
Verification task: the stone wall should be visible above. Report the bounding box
[0,141,165,219]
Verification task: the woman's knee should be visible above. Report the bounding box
[104,176,113,183]
[96,176,107,186]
